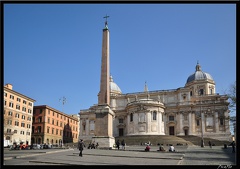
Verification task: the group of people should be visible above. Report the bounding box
[116,139,126,150]
[145,143,175,152]
[87,142,99,149]
[78,139,236,157]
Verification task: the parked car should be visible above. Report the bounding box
[31,144,42,149]
[19,142,29,150]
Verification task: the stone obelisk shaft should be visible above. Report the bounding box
[98,24,110,105]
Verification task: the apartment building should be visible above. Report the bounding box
[32,105,79,146]
[4,84,36,145]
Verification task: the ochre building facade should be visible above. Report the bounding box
[32,105,79,145]
[4,84,36,145]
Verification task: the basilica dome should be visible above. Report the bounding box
[186,62,214,84]
[110,75,122,94]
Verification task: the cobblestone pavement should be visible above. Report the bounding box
[3,145,237,166]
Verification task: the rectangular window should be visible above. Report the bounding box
[40,109,42,114]
[28,109,32,114]
[47,127,50,133]
[16,105,20,110]
[9,102,14,108]
[10,95,14,100]
[17,98,21,102]
[21,122,25,127]
[15,121,19,126]
[52,111,54,116]
[7,129,11,133]
[220,118,224,125]
[22,107,26,112]
[119,119,123,123]
[56,129,58,135]
[22,115,25,119]
[197,119,200,126]
[83,124,86,131]
[28,102,32,106]
[169,116,174,121]
[4,92,7,97]
[52,128,54,134]
[8,111,13,116]
[4,100,7,106]
[48,118,50,123]
[38,117,42,123]
[23,100,27,104]
[15,113,19,118]
[52,119,54,125]
[37,126,41,133]
[130,113,133,122]
[14,130,17,133]
[8,120,12,125]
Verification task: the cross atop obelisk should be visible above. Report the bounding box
[103,14,110,29]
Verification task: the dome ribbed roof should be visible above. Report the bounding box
[110,75,122,94]
[186,63,214,84]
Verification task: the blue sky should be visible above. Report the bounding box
[4,4,236,117]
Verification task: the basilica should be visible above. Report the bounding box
[79,19,231,148]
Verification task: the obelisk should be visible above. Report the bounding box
[93,15,115,148]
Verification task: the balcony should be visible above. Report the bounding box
[166,120,177,124]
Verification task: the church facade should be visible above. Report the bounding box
[79,19,231,147]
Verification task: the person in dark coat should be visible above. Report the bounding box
[208,141,212,148]
[116,139,120,150]
[229,141,235,153]
[78,139,86,157]
[121,139,125,150]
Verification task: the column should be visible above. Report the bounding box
[192,112,195,133]
[179,113,183,135]
[188,113,192,135]
[214,111,219,133]
[201,112,205,134]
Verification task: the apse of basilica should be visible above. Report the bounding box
[79,18,231,148]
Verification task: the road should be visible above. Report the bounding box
[3,145,237,166]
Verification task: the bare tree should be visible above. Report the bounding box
[227,81,236,115]
[226,81,236,136]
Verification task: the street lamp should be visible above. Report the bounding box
[199,91,205,147]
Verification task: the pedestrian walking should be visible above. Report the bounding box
[228,141,235,153]
[78,139,86,157]
[121,139,125,150]
[116,139,120,150]
[208,141,212,148]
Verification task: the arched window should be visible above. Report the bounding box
[199,89,204,95]
[153,111,157,120]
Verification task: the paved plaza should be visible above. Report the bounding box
[3,145,237,166]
